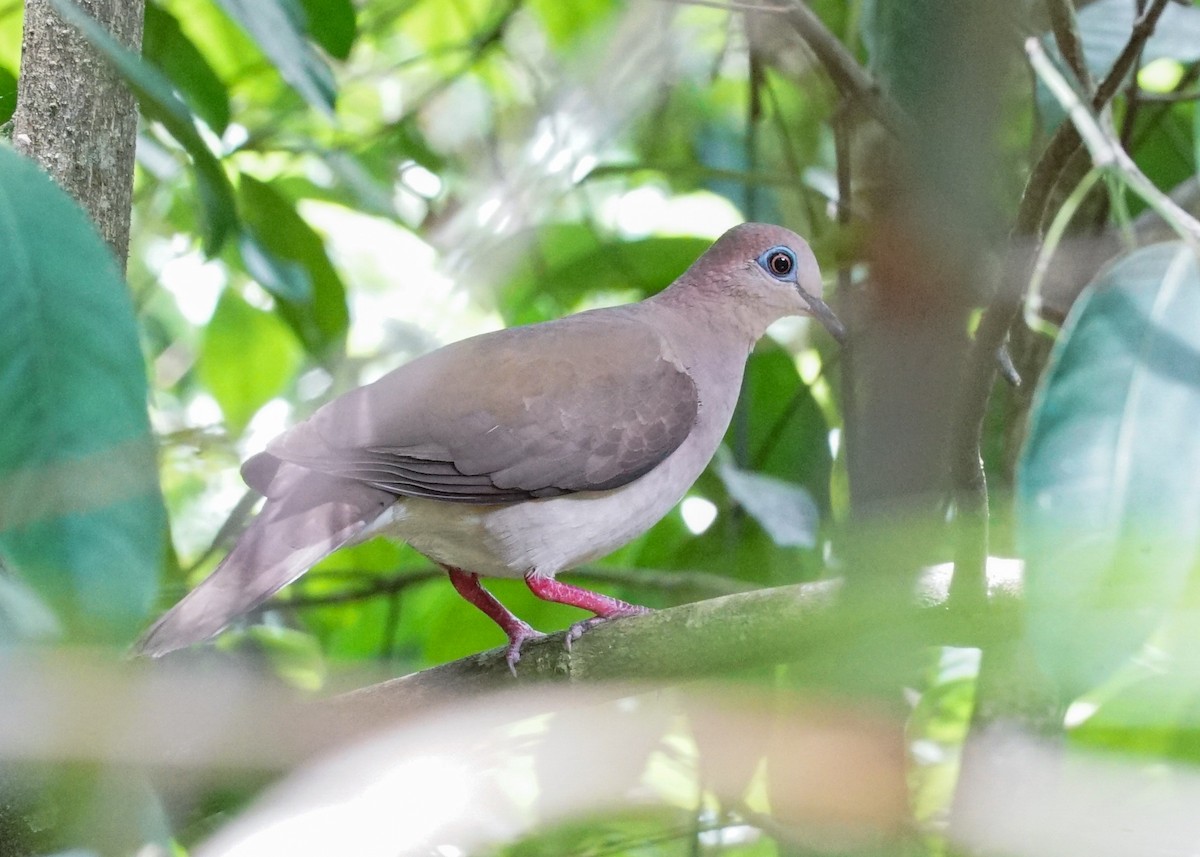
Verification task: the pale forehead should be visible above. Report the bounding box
[708,223,809,262]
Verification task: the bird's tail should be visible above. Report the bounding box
[135,470,392,657]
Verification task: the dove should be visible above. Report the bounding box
[137,223,844,670]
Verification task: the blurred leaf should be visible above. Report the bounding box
[298,0,356,59]
[0,572,61,643]
[716,452,819,549]
[0,147,164,641]
[526,0,614,47]
[0,65,15,125]
[498,229,712,324]
[199,289,303,433]
[1019,243,1200,698]
[213,0,337,114]
[862,0,939,113]
[237,230,312,303]
[1074,0,1200,76]
[1035,0,1200,126]
[237,625,327,691]
[143,2,231,133]
[49,0,236,253]
[237,175,350,355]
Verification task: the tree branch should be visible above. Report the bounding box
[328,561,1023,721]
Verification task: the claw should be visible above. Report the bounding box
[504,624,546,675]
[563,606,652,652]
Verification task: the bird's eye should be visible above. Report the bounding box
[758,246,796,279]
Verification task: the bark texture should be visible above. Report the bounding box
[13,0,144,270]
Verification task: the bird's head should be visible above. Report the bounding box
[678,222,846,343]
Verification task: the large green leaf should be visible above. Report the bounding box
[143,2,231,134]
[237,175,350,356]
[198,289,303,434]
[50,0,236,253]
[213,0,337,114]
[1019,243,1200,698]
[0,147,164,642]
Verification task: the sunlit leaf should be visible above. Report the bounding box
[49,0,236,252]
[199,289,303,433]
[143,1,231,133]
[1019,243,1200,698]
[0,146,164,642]
[213,0,337,114]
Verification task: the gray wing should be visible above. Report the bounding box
[257,309,698,504]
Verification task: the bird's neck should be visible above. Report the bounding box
[650,276,779,344]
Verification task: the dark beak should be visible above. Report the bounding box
[800,290,847,344]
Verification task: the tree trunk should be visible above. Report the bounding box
[13,0,144,271]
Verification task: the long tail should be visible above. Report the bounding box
[135,468,393,657]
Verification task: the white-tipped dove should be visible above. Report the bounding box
[137,223,844,669]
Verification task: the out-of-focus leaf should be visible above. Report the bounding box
[0,146,164,642]
[0,573,61,643]
[0,65,15,125]
[716,452,819,549]
[526,0,614,47]
[237,175,350,355]
[49,0,236,253]
[199,289,303,433]
[1035,0,1200,126]
[238,230,312,303]
[143,2,231,133]
[297,0,356,59]
[498,229,712,324]
[236,625,327,691]
[213,0,337,114]
[1018,243,1200,698]
[1075,0,1200,76]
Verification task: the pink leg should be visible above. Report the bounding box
[524,573,651,649]
[445,566,543,674]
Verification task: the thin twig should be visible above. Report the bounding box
[780,0,910,138]
[1045,0,1095,94]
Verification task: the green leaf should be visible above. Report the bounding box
[297,0,356,60]
[143,2,231,133]
[0,65,15,125]
[237,175,350,355]
[0,146,164,642]
[715,452,819,549]
[213,0,337,114]
[1018,243,1200,698]
[498,229,713,325]
[49,0,236,253]
[199,289,303,433]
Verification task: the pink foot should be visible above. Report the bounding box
[524,573,652,650]
[445,566,544,675]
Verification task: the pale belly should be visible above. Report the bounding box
[359,424,719,579]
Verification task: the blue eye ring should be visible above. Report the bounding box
[758,245,796,280]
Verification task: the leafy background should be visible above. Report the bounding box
[3,0,1200,854]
